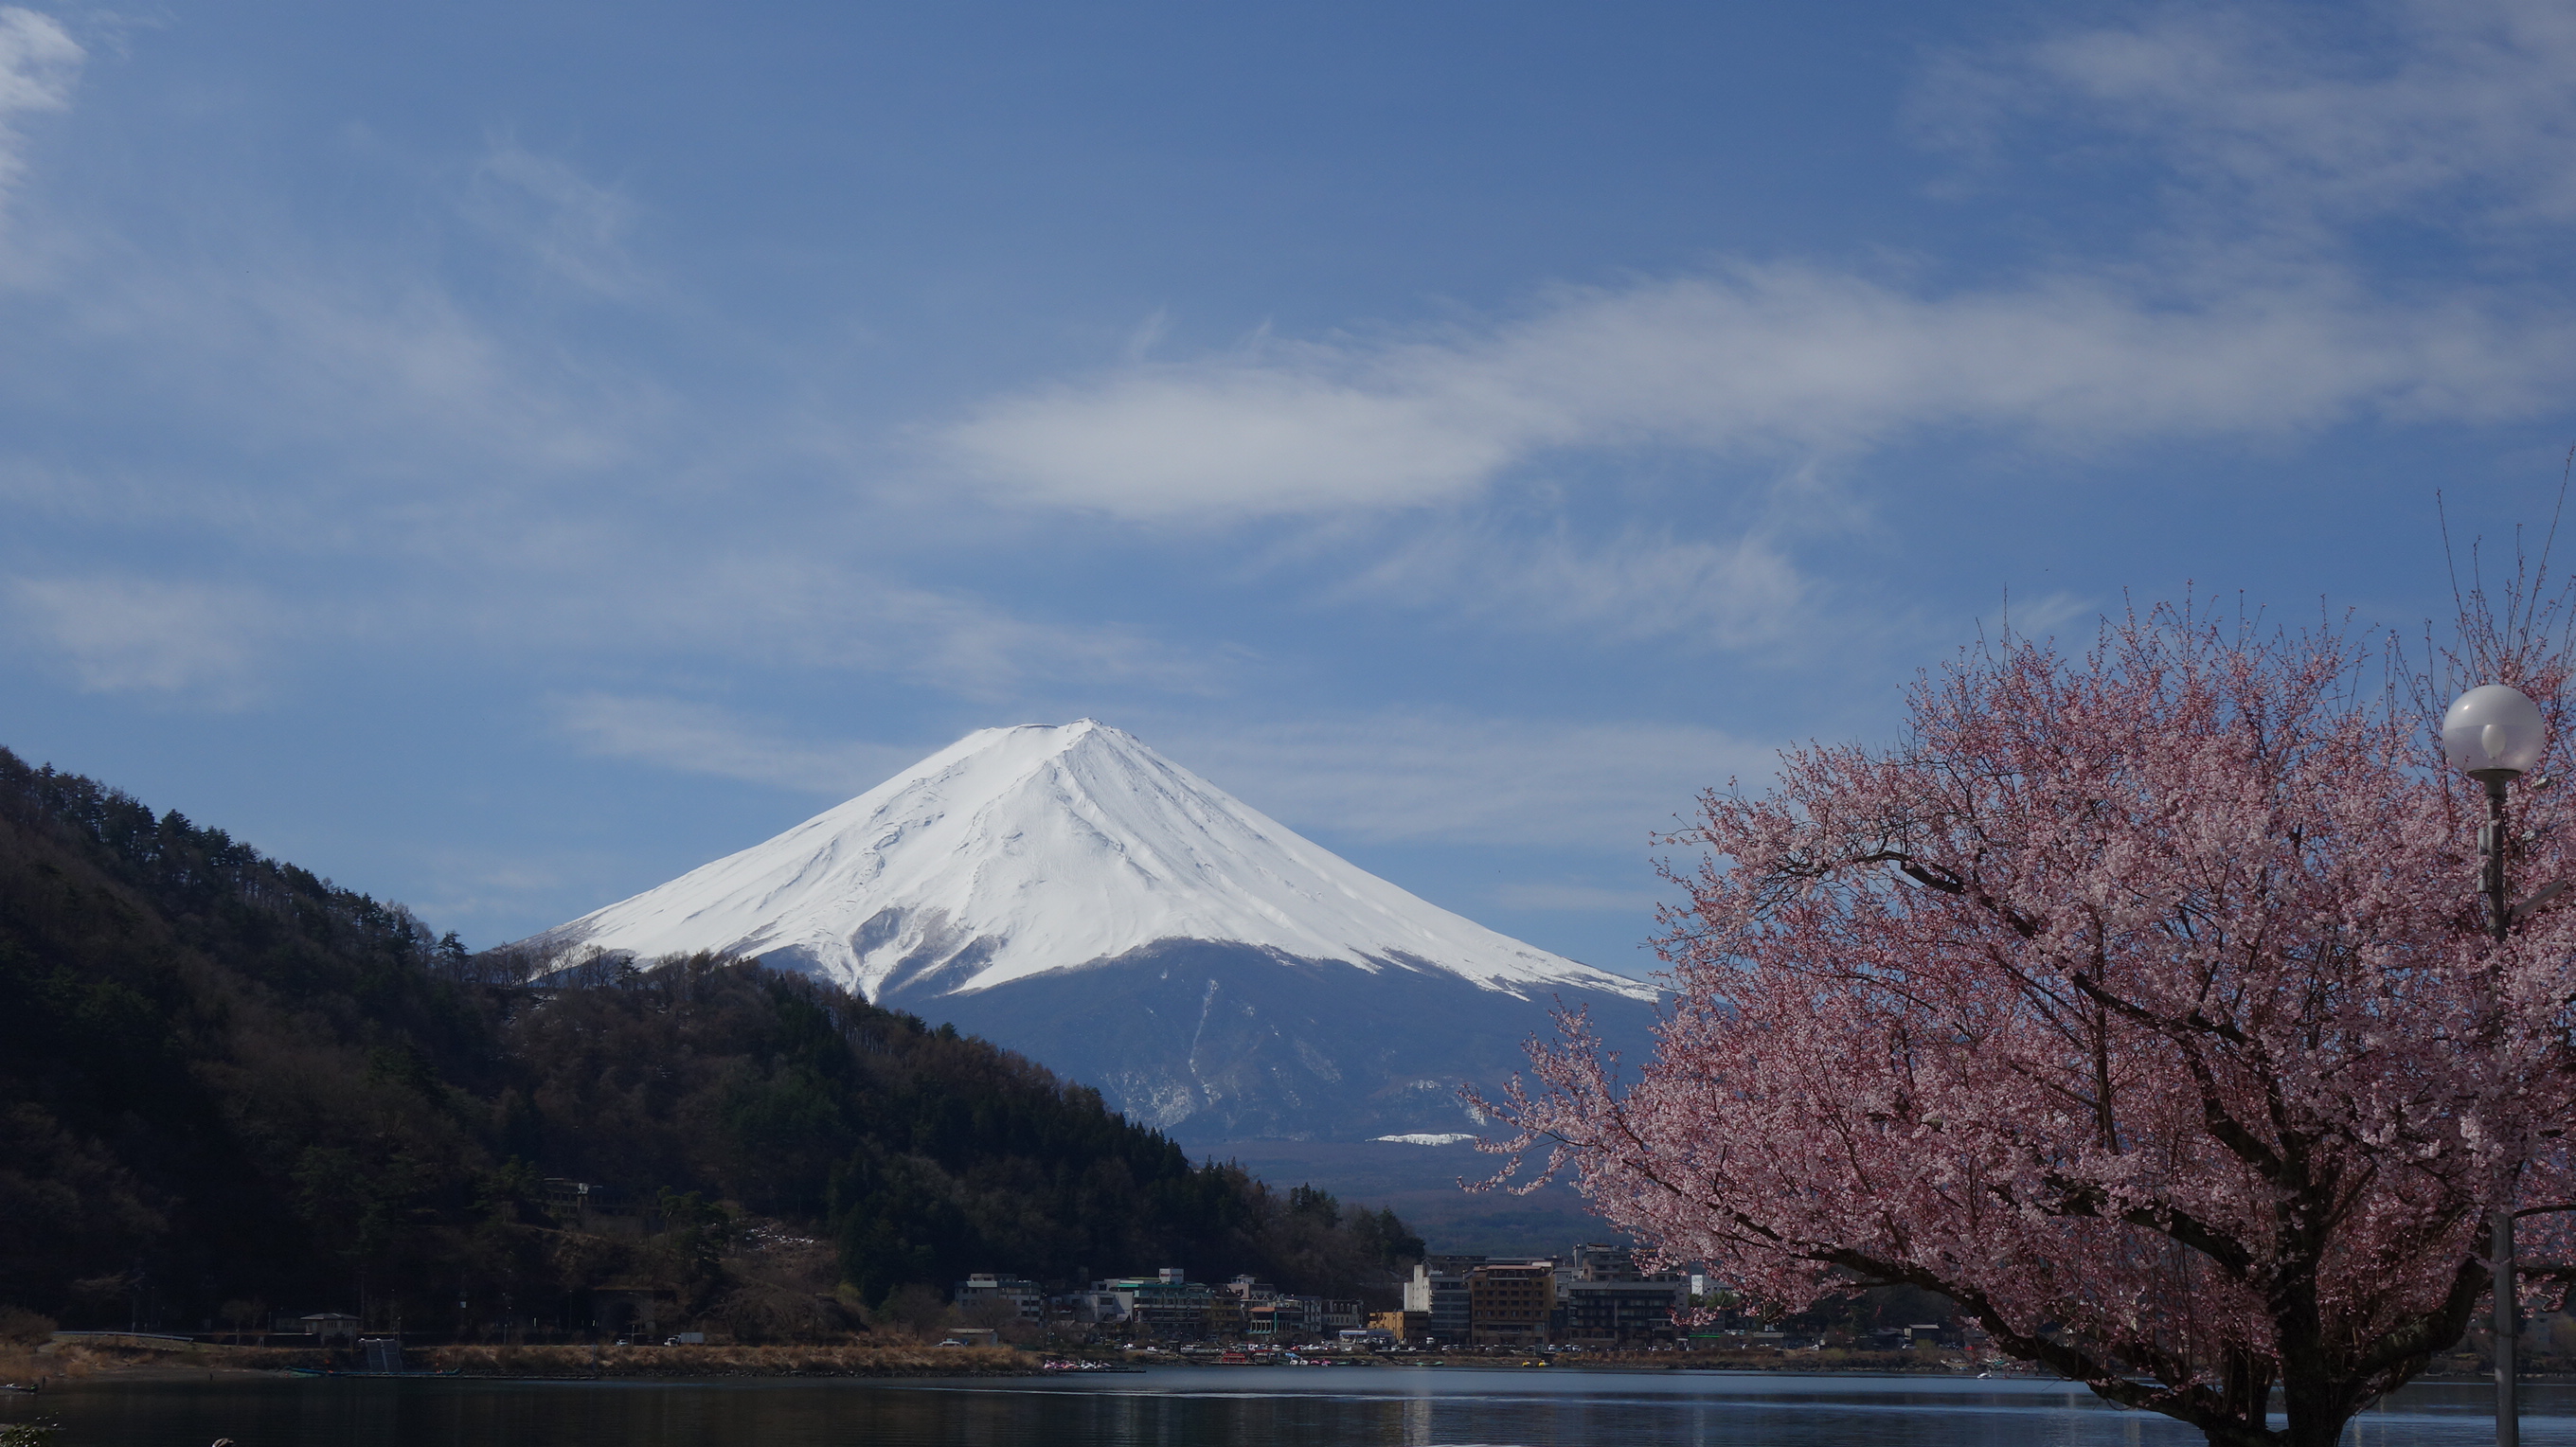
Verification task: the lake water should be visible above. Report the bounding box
[4,1367,2572,1446]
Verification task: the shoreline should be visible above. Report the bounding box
[3,1341,1033,1384]
[7,1342,2563,1388]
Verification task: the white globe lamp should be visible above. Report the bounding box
[2444,684,2549,781]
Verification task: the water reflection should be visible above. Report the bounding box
[2,1369,2570,1446]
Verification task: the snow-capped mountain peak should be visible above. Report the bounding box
[534,720,1655,1005]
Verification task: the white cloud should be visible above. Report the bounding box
[2000,589,2097,639]
[462,143,648,296]
[942,263,2576,522]
[1927,0,2576,232]
[947,361,1525,518]
[554,557,1217,703]
[550,692,918,796]
[1164,714,1774,850]
[1341,523,1813,650]
[110,261,650,472]
[0,8,78,210]
[6,574,277,700]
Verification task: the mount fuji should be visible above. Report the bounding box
[523,720,1661,1143]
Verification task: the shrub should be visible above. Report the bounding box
[0,1308,55,1347]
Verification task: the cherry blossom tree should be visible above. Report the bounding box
[1482,602,2576,1447]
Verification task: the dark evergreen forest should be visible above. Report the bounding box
[0,747,1422,1335]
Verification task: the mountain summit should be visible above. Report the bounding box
[529,721,1657,1141]
[541,720,1652,1004]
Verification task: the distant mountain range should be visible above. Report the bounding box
[527,721,1662,1143]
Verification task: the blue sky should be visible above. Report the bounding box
[5,0,2575,974]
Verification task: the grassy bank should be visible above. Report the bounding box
[420,1343,1029,1378]
[2,1340,1030,1383]
[1550,1349,1975,1373]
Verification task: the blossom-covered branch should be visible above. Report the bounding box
[1477,600,2576,1447]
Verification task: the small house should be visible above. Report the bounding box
[298,1313,360,1345]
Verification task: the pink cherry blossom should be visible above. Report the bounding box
[1478,600,2576,1447]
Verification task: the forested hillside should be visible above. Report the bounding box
[0,747,1421,1334]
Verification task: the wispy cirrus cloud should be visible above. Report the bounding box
[460,141,650,297]
[1918,0,2576,233]
[1338,521,1815,651]
[561,557,1219,703]
[1165,713,1773,851]
[5,573,281,702]
[550,692,919,796]
[0,8,78,212]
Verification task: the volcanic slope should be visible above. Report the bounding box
[530,721,1660,1142]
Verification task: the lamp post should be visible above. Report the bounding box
[2443,684,2550,1447]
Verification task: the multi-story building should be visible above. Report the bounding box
[1066,1289,1132,1327]
[1555,1243,1686,1348]
[954,1273,1046,1324]
[1404,1256,1483,1344]
[1092,1268,1221,1340]
[1467,1260,1556,1347]
[1202,1290,1247,1339]
[1564,1242,1641,1280]
[1244,1296,1302,1341]
[1312,1297,1364,1333]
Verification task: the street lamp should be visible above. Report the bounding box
[2443,683,2549,1447]
[2445,684,2549,940]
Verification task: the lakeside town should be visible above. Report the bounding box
[973,1242,1745,1353]
[15,1171,2565,1379]
[9,1243,1950,1382]
[26,1234,2562,1386]
[0,1171,1893,1374]
[24,1165,2557,1391]
[461,1179,1930,1356]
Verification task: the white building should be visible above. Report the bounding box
[955,1272,1046,1323]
